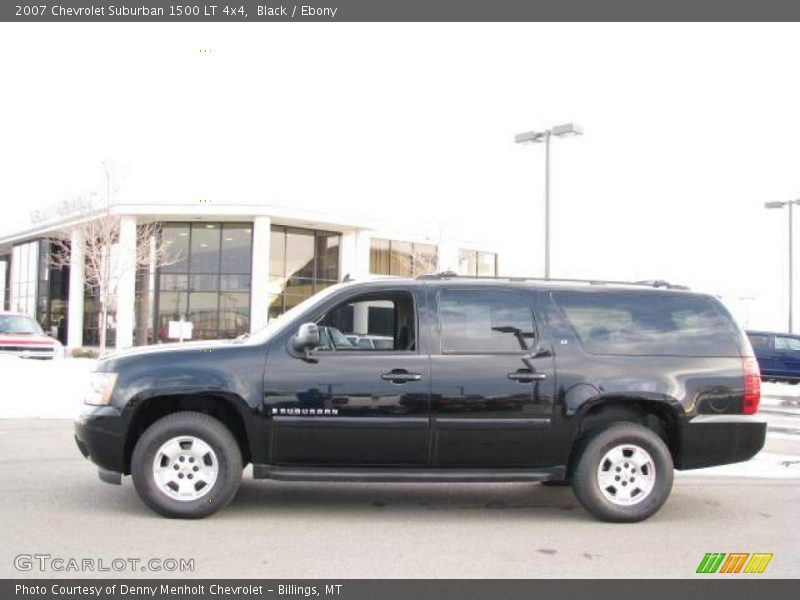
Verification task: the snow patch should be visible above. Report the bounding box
[0,356,96,419]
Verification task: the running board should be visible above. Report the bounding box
[252,465,566,483]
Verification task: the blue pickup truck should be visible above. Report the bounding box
[747,330,800,383]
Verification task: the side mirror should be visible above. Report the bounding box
[292,323,321,361]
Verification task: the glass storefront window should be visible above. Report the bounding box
[478,251,497,276]
[415,243,438,275]
[267,225,341,318]
[186,292,219,339]
[10,240,39,317]
[315,232,340,285]
[221,225,252,274]
[390,240,414,277]
[150,222,252,342]
[286,229,315,283]
[161,225,190,273]
[458,249,498,277]
[190,224,221,273]
[369,238,439,277]
[369,238,390,276]
[219,291,249,338]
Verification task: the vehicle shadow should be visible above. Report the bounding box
[227,477,590,522]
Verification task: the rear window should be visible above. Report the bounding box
[552,290,742,357]
[747,334,770,350]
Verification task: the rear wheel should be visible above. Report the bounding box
[132,412,242,518]
[571,422,673,522]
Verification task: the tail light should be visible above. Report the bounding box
[742,356,761,414]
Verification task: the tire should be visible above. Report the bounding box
[131,411,242,518]
[571,422,673,523]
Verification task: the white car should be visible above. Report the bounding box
[0,312,63,359]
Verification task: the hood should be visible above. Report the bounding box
[99,338,239,362]
[0,333,59,346]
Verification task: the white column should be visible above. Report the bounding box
[340,232,357,279]
[353,303,369,334]
[67,228,85,349]
[340,229,372,280]
[115,216,137,349]
[250,216,271,332]
[437,239,461,273]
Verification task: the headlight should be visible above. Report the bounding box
[84,372,118,406]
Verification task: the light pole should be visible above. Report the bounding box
[737,295,756,329]
[765,199,800,333]
[515,123,583,279]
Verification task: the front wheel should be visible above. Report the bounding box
[571,423,673,523]
[131,412,242,518]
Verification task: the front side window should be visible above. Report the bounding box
[315,290,416,352]
[438,289,535,354]
[775,336,800,352]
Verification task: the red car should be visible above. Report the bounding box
[0,311,63,359]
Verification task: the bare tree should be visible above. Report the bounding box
[50,217,181,353]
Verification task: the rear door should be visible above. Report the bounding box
[773,334,800,379]
[428,286,556,467]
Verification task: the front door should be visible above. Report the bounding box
[429,287,556,467]
[264,287,430,466]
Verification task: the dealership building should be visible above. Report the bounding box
[0,197,499,349]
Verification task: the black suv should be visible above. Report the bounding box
[74,275,766,522]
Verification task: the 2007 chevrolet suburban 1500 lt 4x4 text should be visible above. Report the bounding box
[74,274,766,522]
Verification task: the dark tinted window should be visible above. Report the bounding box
[747,334,770,350]
[317,291,416,352]
[438,289,534,353]
[553,291,741,357]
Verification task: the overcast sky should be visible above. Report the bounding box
[0,23,798,331]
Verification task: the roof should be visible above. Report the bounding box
[340,273,696,294]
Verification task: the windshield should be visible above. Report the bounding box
[0,315,45,335]
[245,283,349,344]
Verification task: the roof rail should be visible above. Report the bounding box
[416,272,690,290]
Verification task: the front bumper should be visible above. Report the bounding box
[677,414,767,470]
[74,405,128,479]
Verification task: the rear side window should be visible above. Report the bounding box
[552,290,742,357]
[438,289,535,353]
[747,334,770,350]
[775,336,800,352]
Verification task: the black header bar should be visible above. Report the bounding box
[3,579,799,600]
[4,0,800,22]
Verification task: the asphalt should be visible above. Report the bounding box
[0,414,798,579]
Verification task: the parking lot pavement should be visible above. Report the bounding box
[0,419,798,579]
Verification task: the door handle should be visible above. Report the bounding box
[507,370,546,382]
[381,370,422,383]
